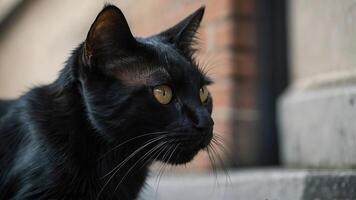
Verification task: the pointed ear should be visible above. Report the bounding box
[85,5,136,61]
[157,6,205,58]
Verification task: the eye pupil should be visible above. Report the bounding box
[153,85,172,104]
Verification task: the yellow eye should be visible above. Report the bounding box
[153,85,172,104]
[199,85,209,103]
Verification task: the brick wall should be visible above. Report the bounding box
[116,0,259,170]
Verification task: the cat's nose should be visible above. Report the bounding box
[183,104,214,130]
[190,108,214,130]
[195,115,214,130]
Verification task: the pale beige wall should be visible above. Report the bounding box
[289,0,356,90]
[0,0,105,98]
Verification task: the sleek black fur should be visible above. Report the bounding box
[0,5,213,200]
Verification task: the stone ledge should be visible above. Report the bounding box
[139,169,356,200]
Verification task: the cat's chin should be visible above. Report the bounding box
[160,146,201,165]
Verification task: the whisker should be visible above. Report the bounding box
[210,139,232,199]
[212,136,234,169]
[139,142,168,170]
[114,141,168,192]
[207,145,219,188]
[102,136,165,179]
[154,145,172,187]
[98,131,167,161]
[96,135,166,199]
[210,139,232,185]
[151,144,173,200]
[155,143,179,196]
[212,133,234,164]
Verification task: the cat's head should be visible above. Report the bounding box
[80,5,213,164]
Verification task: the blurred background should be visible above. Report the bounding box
[0,0,355,199]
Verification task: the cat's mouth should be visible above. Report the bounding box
[157,128,213,165]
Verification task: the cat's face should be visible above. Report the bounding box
[80,5,213,164]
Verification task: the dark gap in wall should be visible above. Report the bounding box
[256,0,289,165]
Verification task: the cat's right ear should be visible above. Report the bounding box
[84,5,136,64]
[155,7,205,59]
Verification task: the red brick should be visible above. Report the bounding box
[236,0,256,16]
[232,119,261,166]
[235,19,257,48]
[199,19,256,53]
[234,78,258,109]
[233,52,257,77]
[204,0,235,21]
[209,80,235,108]
[196,50,234,79]
[195,51,257,79]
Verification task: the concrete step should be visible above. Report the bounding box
[139,169,356,200]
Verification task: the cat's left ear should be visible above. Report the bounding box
[157,6,205,58]
[84,5,136,63]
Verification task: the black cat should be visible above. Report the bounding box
[0,4,213,200]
